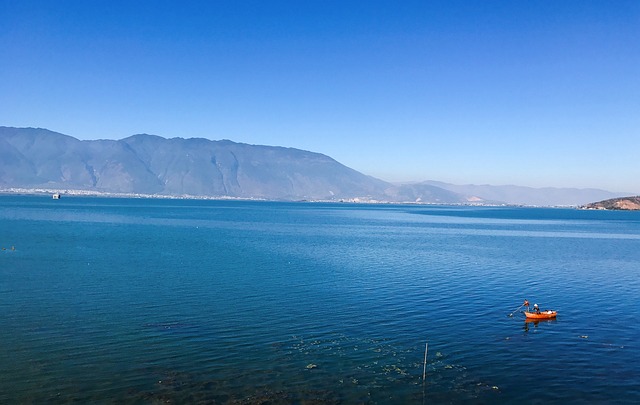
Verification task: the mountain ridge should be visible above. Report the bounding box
[0,126,392,201]
[0,126,628,206]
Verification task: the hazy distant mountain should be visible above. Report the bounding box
[0,126,627,206]
[420,180,628,206]
[382,183,473,204]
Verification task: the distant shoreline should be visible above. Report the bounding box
[0,187,426,204]
[0,187,263,201]
[0,187,575,208]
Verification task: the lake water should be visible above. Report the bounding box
[1,195,639,404]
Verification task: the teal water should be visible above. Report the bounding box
[1,195,639,403]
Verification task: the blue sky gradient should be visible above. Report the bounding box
[1,1,639,192]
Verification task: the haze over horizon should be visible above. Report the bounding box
[2,1,639,193]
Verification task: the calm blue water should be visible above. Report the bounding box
[1,195,639,403]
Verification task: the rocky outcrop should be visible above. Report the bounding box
[581,197,640,210]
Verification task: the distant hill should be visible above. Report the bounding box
[580,196,640,210]
[0,126,628,206]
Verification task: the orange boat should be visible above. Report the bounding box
[524,310,557,319]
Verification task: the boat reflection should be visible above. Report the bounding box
[523,318,557,332]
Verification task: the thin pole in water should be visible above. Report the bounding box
[422,342,428,381]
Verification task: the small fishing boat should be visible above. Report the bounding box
[524,310,557,319]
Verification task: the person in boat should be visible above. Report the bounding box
[533,303,540,314]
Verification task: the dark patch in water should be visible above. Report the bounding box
[125,334,500,404]
[132,368,340,404]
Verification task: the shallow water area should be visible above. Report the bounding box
[1,196,639,403]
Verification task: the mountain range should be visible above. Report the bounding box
[0,126,628,206]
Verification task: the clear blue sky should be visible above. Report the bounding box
[1,1,639,192]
